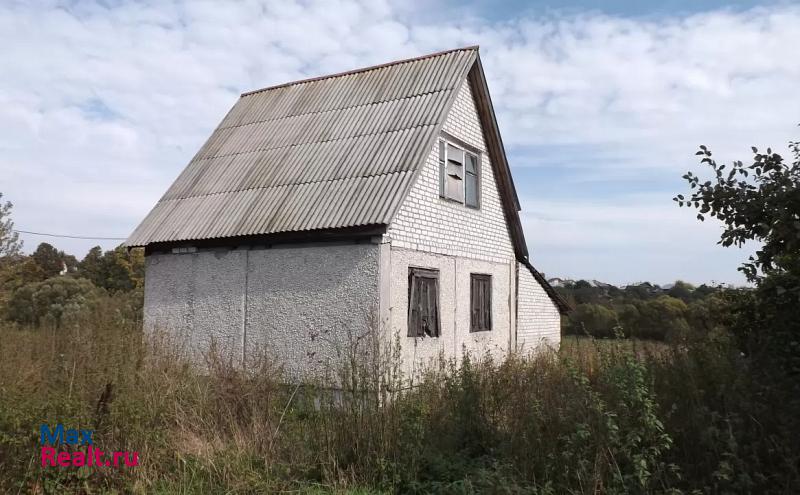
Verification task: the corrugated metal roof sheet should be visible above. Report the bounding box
[127,47,477,247]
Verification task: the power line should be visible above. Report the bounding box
[13,229,126,241]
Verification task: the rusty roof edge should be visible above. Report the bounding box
[381,49,478,228]
[241,46,480,97]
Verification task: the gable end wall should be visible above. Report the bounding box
[386,78,515,264]
[516,262,561,351]
[384,76,518,377]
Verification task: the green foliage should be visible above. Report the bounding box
[31,242,78,278]
[635,296,690,341]
[78,244,144,292]
[561,281,717,341]
[675,139,800,283]
[0,300,799,494]
[677,133,800,394]
[5,276,102,326]
[568,303,619,338]
[0,257,45,313]
[0,193,22,258]
[666,280,693,301]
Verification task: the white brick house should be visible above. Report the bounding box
[127,46,569,379]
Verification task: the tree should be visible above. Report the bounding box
[635,296,689,341]
[676,132,800,387]
[615,303,640,337]
[667,280,694,302]
[675,138,800,283]
[6,276,101,326]
[31,243,77,278]
[567,303,618,338]
[79,246,105,286]
[32,242,62,277]
[623,283,657,301]
[686,292,731,335]
[78,245,144,292]
[0,193,22,259]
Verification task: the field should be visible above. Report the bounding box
[1,302,798,495]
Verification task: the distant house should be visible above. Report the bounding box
[127,46,569,379]
[547,277,570,288]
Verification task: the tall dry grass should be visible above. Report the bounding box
[1,300,798,494]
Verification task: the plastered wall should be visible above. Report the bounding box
[144,243,380,380]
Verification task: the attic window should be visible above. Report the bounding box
[439,138,480,208]
[408,267,440,338]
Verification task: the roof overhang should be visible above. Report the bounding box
[466,52,570,314]
[141,224,387,255]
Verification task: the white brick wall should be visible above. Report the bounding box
[387,248,513,379]
[516,262,561,351]
[386,78,515,264]
[384,75,561,364]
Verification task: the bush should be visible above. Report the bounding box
[566,303,619,338]
[1,317,798,493]
[5,276,102,326]
[634,296,690,341]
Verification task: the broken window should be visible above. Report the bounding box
[470,273,492,332]
[439,138,480,207]
[465,153,479,208]
[408,267,440,338]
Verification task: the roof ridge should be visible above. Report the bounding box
[241,45,479,97]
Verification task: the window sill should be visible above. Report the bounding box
[438,195,480,210]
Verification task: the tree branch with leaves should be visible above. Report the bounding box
[674,137,800,283]
[0,193,22,259]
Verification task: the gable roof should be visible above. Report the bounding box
[126,47,477,247]
[126,46,569,314]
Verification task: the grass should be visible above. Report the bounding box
[561,334,668,358]
[0,301,798,494]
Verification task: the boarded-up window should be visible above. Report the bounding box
[408,268,440,338]
[470,274,492,332]
[439,138,480,208]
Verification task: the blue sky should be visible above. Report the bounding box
[2,0,798,286]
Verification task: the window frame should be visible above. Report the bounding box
[408,267,441,338]
[439,134,481,209]
[470,273,492,333]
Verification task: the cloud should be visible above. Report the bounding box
[519,193,753,285]
[1,0,796,284]
[467,8,800,173]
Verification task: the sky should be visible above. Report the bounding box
[2,0,798,286]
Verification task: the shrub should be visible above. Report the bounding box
[566,303,618,338]
[5,276,101,326]
[1,320,798,493]
[634,296,690,341]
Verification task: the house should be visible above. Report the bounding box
[127,46,570,379]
